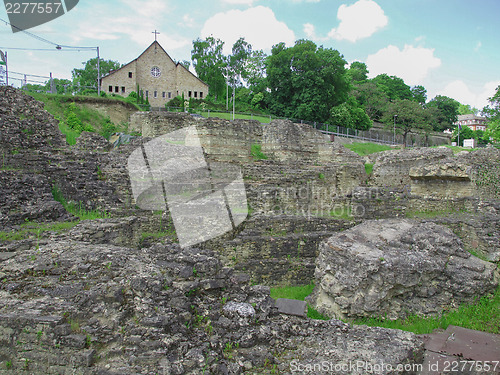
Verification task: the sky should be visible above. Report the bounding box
[1,0,499,109]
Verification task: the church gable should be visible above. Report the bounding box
[101,40,209,107]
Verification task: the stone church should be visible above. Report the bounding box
[100,40,209,107]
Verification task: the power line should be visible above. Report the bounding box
[0,17,97,50]
[0,46,93,52]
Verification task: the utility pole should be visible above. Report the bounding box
[393,114,398,144]
[97,47,101,96]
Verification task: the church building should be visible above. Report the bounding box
[100,39,209,108]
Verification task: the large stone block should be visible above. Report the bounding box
[309,219,498,320]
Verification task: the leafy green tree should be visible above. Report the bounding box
[72,58,120,94]
[452,125,474,146]
[348,61,368,82]
[351,81,389,121]
[191,36,227,100]
[329,98,372,130]
[458,103,479,115]
[426,95,460,131]
[267,39,349,123]
[382,99,431,147]
[372,74,413,101]
[245,49,267,91]
[484,85,500,143]
[411,85,427,104]
[228,37,252,86]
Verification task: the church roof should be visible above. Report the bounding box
[101,41,208,87]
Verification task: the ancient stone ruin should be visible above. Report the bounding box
[0,86,498,374]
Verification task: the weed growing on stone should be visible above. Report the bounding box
[364,163,374,175]
[251,144,268,161]
[51,185,110,220]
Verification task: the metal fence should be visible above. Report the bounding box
[158,106,402,145]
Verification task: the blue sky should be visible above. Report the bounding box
[1,0,499,108]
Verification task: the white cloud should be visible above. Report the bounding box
[181,14,195,28]
[366,44,441,85]
[439,80,500,109]
[303,23,319,40]
[328,0,388,42]
[222,0,257,4]
[201,6,295,53]
[474,41,482,52]
[69,1,190,51]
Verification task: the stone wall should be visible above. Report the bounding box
[369,147,454,188]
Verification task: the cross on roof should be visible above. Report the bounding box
[152,30,160,41]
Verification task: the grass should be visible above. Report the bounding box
[364,163,374,175]
[329,205,353,221]
[198,110,272,123]
[344,142,395,156]
[355,285,500,334]
[0,220,78,242]
[271,281,500,335]
[51,185,110,220]
[251,144,268,161]
[28,92,127,145]
[270,282,329,320]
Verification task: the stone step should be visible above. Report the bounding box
[419,326,500,374]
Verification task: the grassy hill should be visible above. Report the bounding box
[26,92,140,145]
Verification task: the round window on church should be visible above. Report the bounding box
[151,66,161,78]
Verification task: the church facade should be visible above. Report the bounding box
[100,41,209,107]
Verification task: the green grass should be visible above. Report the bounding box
[0,220,78,242]
[251,144,268,161]
[57,118,80,145]
[198,111,272,123]
[344,142,395,156]
[355,285,500,334]
[51,185,110,220]
[271,281,500,335]
[329,205,353,221]
[28,93,127,144]
[270,282,330,320]
[364,163,374,175]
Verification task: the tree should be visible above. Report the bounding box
[329,98,372,130]
[191,36,227,100]
[426,95,460,131]
[411,85,427,104]
[348,61,368,82]
[484,85,500,143]
[382,99,431,147]
[458,103,478,115]
[72,57,120,94]
[351,81,389,121]
[245,49,267,91]
[452,125,474,146]
[267,39,349,123]
[372,74,413,101]
[228,37,252,86]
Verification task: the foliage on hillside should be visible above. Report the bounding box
[28,93,128,145]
